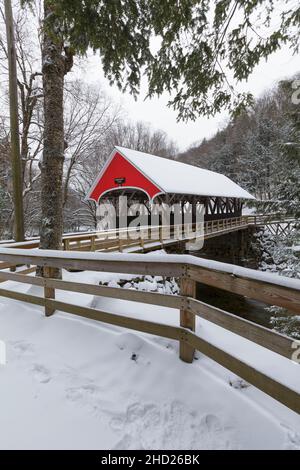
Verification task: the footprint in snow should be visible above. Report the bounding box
[281,424,300,450]
[66,383,99,402]
[112,434,144,450]
[200,413,222,432]
[30,364,52,384]
[65,382,111,418]
[10,340,35,357]
[109,401,236,450]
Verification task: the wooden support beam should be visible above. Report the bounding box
[63,239,70,251]
[179,277,196,363]
[90,236,96,251]
[43,266,55,317]
[159,225,163,244]
[118,236,123,252]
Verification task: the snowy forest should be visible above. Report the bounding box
[179,77,300,214]
[179,77,300,338]
[0,0,299,454]
[0,4,177,238]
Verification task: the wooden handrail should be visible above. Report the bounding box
[187,265,300,315]
[0,216,250,251]
[0,216,251,271]
[2,214,295,265]
[1,215,298,254]
[0,267,297,359]
[0,247,299,413]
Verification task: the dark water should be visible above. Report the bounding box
[191,251,273,329]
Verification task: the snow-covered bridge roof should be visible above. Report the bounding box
[87,146,255,202]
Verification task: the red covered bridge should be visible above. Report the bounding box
[87,146,254,224]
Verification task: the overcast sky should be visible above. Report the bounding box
[75,46,299,152]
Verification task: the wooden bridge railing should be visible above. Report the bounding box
[0,247,299,413]
[0,214,297,272]
[246,213,298,225]
[1,214,296,250]
[0,215,248,254]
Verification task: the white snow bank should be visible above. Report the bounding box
[0,269,299,450]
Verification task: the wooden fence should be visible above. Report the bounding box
[0,216,249,258]
[0,247,299,414]
[1,215,297,259]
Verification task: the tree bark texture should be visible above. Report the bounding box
[40,3,65,257]
[4,0,24,241]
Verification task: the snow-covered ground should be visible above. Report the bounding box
[0,267,299,450]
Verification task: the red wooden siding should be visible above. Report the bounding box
[89,152,162,202]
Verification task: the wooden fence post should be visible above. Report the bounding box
[63,239,70,251]
[44,266,55,317]
[180,276,196,363]
[159,225,163,244]
[140,231,144,249]
[118,236,123,252]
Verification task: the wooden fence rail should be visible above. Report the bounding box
[1,215,298,263]
[0,217,248,272]
[0,215,252,274]
[0,217,249,252]
[0,247,299,413]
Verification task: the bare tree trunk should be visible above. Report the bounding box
[4,0,24,242]
[62,157,74,207]
[39,2,74,278]
[39,2,65,276]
